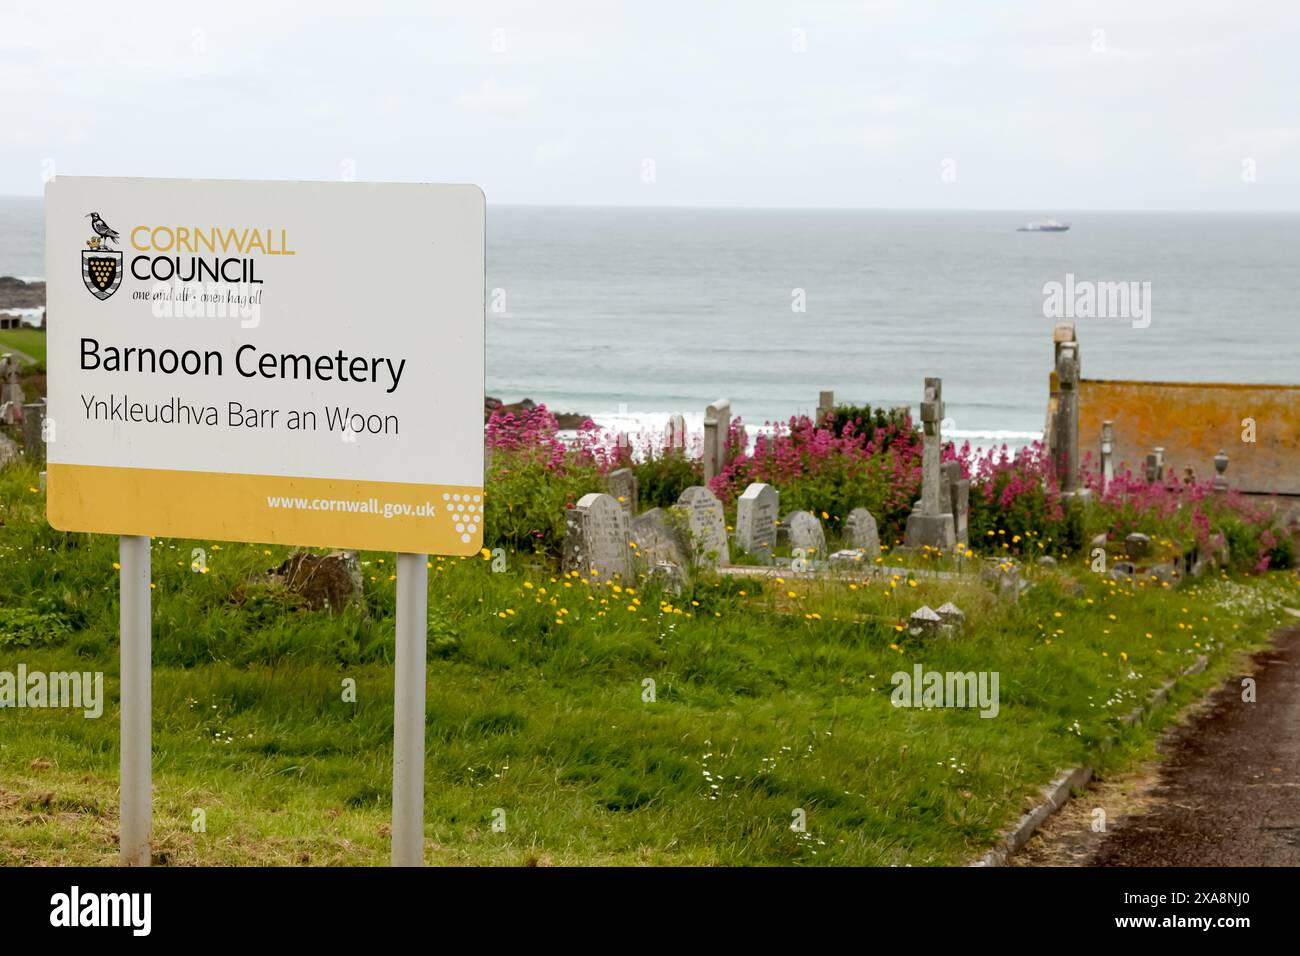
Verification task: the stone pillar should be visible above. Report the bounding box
[1100,420,1115,492]
[904,378,956,550]
[666,414,687,451]
[818,390,834,426]
[1054,341,1080,495]
[702,399,731,484]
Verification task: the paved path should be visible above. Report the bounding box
[1016,627,1300,866]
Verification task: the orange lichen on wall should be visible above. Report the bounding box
[1078,379,1300,494]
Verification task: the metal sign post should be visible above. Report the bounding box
[391,552,428,866]
[119,534,152,866]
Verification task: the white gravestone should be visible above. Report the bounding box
[735,482,780,559]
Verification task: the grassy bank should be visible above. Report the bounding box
[0,328,45,366]
[1,460,1297,865]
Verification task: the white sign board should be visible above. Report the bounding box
[45,177,485,554]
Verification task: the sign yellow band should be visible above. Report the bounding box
[47,464,485,555]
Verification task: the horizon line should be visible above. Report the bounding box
[1,192,1298,215]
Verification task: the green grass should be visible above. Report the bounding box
[0,328,46,365]
[1,460,1297,866]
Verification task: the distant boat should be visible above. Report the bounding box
[1018,218,1070,232]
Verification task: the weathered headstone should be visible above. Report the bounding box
[563,492,632,580]
[630,507,688,570]
[0,358,23,426]
[675,485,729,567]
[843,507,880,557]
[904,378,956,550]
[1100,420,1115,492]
[607,467,638,516]
[735,482,779,559]
[21,400,46,464]
[938,462,970,548]
[1125,532,1152,560]
[265,550,364,613]
[0,433,19,470]
[779,510,826,557]
[702,399,731,483]
[646,561,687,595]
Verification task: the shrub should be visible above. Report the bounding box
[634,449,703,510]
[711,413,922,543]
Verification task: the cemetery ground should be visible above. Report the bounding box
[2,461,1299,866]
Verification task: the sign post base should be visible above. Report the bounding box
[119,534,152,867]
[392,552,428,866]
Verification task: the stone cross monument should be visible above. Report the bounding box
[904,377,956,550]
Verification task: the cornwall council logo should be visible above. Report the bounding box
[81,211,123,300]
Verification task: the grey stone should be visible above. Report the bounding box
[1037,555,1058,568]
[702,399,731,483]
[1108,561,1136,582]
[564,492,633,580]
[607,467,638,516]
[981,557,1024,602]
[779,510,827,558]
[675,485,729,568]
[646,561,687,595]
[843,507,880,557]
[818,390,835,424]
[1054,340,1080,494]
[0,433,19,470]
[1125,532,1152,560]
[828,548,868,567]
[935,602,965,634]
[21,400,46,464]
[265,550,364,614]
[734,482,779,559]
[909,605,942,637]
[630,507,688,570]
[904,377,957,551]
[1148,563,1179,587]
[666,414,687,451]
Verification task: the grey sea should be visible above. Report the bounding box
[5,197,1298,444]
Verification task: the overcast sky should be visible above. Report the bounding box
[3,0,1297,209]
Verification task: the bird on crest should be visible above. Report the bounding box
[86,212,120,249]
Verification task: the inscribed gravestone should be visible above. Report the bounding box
[563,492,632,579]
[780,510,826,557]
[607,467,638,516]
[843,507,880,556]
[675,485,729,567]
[630,507,688,570]
[735,482,779,558]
